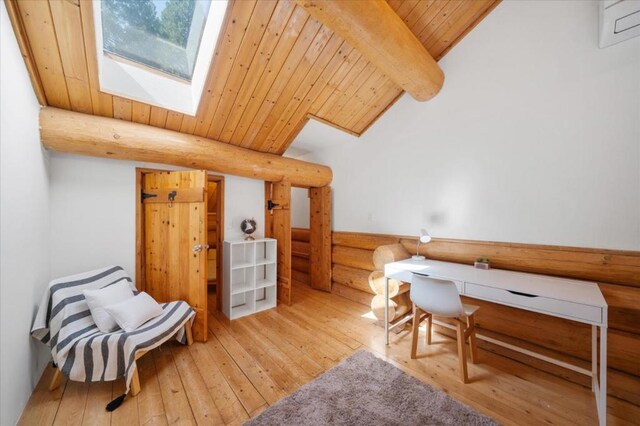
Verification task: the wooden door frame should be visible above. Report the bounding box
[135,168,225,311]
[207,174,225,312]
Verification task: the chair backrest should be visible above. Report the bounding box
[410,274,464,318]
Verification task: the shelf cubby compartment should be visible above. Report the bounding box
[255,285,276,313]
[231,241,255,269]
[255,263,276,289]
[231,290,255,319]
[231,267,255,294]
[256,239,277,265]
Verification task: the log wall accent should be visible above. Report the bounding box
[291,228,311,287]
[40,108,333,188]
[306,228,640,406]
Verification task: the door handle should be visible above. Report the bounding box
[193,244,210,253]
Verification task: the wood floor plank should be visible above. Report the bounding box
[109,379,139,425]
[18,364,66,426]
[136,354,168,426]
[152,346,196,425]
[202,329,267,414]
[188,339,249,425]
[52,380,89,426]
[80,381,113,426]
[208,314,287,405]
[170,343,225,424]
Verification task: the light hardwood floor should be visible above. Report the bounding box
[18,283,640,425]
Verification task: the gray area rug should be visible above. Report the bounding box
[245,349,498,426]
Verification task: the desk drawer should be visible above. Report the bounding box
[465,282,602,324]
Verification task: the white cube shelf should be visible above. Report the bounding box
[223,238,277,320]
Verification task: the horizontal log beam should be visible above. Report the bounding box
[39,108,332,188]
[295,0,444,101]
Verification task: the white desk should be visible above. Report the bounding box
[384,258,608,426]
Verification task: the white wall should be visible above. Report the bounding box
[0,4,52,424]
[49,154,265,280]
[291,0,640,251]
[291,187,310,228]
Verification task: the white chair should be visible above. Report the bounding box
[410,273,479,383]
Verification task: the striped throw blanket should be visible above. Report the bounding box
[32,266,195,399]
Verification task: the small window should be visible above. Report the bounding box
[101,0,211,81]
[94,0,227,115]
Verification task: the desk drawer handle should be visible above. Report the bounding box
[507,290,538,298]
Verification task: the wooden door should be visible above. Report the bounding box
[265,180,292,305]
[143,170,208,341]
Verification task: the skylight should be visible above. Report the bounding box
[94,0,227,115]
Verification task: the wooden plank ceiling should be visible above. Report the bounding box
[9,0,499,155]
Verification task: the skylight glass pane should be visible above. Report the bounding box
[101,0,212,81]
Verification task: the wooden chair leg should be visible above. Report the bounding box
[130,367,141,396]
[425,313,432,345]
[185,322,193,346]
[455,320,469,383]
[466,315,478,364]
[49,368,63,391]
[411,304,421,359]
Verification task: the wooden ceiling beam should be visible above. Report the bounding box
[294,0,445,102]
[39,107,332,188]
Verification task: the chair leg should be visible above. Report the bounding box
[49,368,63,391]
[466,315,478,364]
[455,320,469,383]
[411,304,421,359]
[425,313,432,345]
[185,322,193,346]
[130,367,141,396]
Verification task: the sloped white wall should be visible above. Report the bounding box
[291,0,640,250]
[0,4,52,424]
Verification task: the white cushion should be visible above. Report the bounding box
[104,292,164,332]
[83,280,135,333]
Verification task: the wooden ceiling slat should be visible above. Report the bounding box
[417,0,465,47]
[206,0,279,141]
[132,102,151,125]
[262,32,346,152]
[401,0,437,31]
[347,79,403,131]
[112,97,132,121]
[4,0,47,105]
[423,1,479,51]
[179,116,198,134]
[217,1,297,143]
[430,0,498,59]
[192,0,258,137]
[165,111,184,132]
[230,7,311,146]
[314,55,370,118]
[49,0,93,114]
[309,47,361,114]
[410,0,449,42]
[17,0,71,109]
[78,0,113,118]
[246,24,332,151]
[272,41,358,152]
[353,85,404,134]
[332,70,389,128]
[251,25,336,151]
[237,14,321,147]
[149,107,169,128]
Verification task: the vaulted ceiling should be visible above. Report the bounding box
[7,0,499,155]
